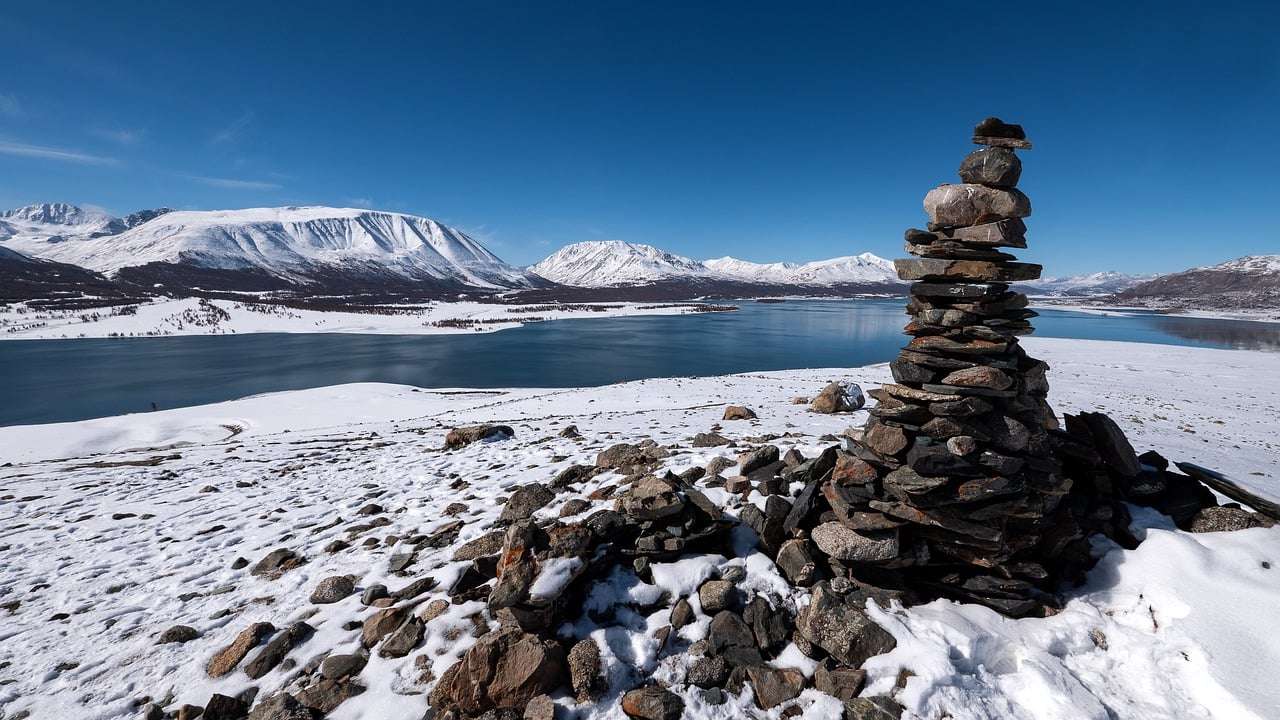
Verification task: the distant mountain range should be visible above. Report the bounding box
[0,203,1272,311]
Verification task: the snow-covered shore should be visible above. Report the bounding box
[0,338,1277,720]
[0,297,727,340]
[1030,301,1280,325]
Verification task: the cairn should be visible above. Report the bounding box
[818,118,1084,615]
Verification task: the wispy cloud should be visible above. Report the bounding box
[0,93,20,118]
[183,174,282,191]
[345,197,374,208]
[91,127,143,145]
[211,110,255,145]
[0,139,117,165]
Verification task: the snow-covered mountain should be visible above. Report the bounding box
[530,242,897,288]
[1116,255,1280,300]
[1,205,540,293]
[704,253,897,285]
[1019,271,1152,297]
[529,241,716,287]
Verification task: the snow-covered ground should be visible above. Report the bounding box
[0,338,1277,720]
[0,297,722,340]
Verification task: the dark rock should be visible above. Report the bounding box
[745,666,806,709]
[895,258,1040,283]
[568,638,603,702]
[739,445,781,474]
[708,611,763,666]
[922,184,1031,229]
[244,621,313,679]
[500,484,555,523]
[309,575,355,604]
[378,616,425,658]
[202,694,248,720]
[453,531,507,561]
[250,549,305,579]
[687,655,730,688]
[973,116,1026,140]
[796,584,896,667]
[814,660,866,701]
[692,432,732,447]
[437,628,567,714]
[361,606,408,648]
[621,686,684,720]
[1080,412,1141,477]
[320,653,367,680]
[246,693,314,720]
[158,624,199,644]
[360,584,389,606]
[207,622,275,678]
[445,424,515,449]
[776,539,821,586]
[620,476,685,521]
[843,696,906,720]
[294,678,364,714]
[743,596,792,654]
[958,147,1021,188]
[698,579,737,614]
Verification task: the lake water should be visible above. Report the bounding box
[3,299,1279,427]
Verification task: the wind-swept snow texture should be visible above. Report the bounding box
[0,338,1277,719]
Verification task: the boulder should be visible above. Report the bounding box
[438,629,566,714]
[922,184,1031,228]
[250,548,305,579]
[158,624,199,644]
[1188,506,1266,533]
[723,405,757,420]
[310,575,355,604]
[796,584,895,667]
[500,484,555,523]
[244,621,314,679]
[745,666,806,709]
[445,424,515,449]
[811,382,866,414]
[776,539,821,586]
[247,693,314,720]
[621,686,684,720]
[698,579,737,614]
[738,445,780,474]
[620,477,686,521]
[957,147,1021,188]
[568,638,603,702]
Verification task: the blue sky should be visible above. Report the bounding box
[1,1,1276,274]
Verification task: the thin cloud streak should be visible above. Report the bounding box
[0,139,117,165]
[183,174,282,190]
[91,127,143,145]
[211,110,255,145]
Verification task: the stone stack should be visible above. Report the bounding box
[833,118,1085,616]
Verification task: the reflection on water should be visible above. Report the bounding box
[1,299,1276,426]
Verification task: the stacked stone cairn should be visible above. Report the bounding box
[825,117,1094,615]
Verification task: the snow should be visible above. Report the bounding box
[704,253,896,286]
[529,240,715,287]
[1020,271,1152,297]
[530,242,896,288]
[0,296,714,340]
[0,337,1277,719]
[1,205,537,289]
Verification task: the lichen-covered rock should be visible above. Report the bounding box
[621,685,684,720]
[437,628,567,714]
[796,584,895,667]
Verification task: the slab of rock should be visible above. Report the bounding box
[745,666,806,709]
[207,622,275,678]
[776,539,820,586]
[361,606,408,648]
[244,621,314,679]
[814,660,866,701]
[445,424,514,449]
[796,584,895,667]
[453,530,506,561]
[437,628,567,714]
[500,483,555,522]
[620,477,685,521]
[922,184,1030,228]
[250,548,305,579]
[320,653,368,681]
[203,694,248,720]
[738,445,780,474]
[811,523,899,562]
[378,616,425,658]
[309,575,355,604]
[895,258,1041,283]
[621,686,684,720]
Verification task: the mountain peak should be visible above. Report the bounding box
[1,202,106,226]
[529,240,710,287]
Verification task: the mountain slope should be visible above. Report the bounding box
[1117,256,1280,298]
[705,253,896,285]
[0,245,138,305]
[1019,271,1152,297]
[2,205,541,295]
[529,241,714,287]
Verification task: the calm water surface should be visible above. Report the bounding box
[3,299,1278,426]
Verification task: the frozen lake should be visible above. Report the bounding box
[3,299,1278,426]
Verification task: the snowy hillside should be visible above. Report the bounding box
[531,242,896,288]
[1020,271,1151,297]
[1115,254,1280,308]
[529,241,715,287]
[0,202,124,240]
[705,253,896,285]
[1,205,539,291]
